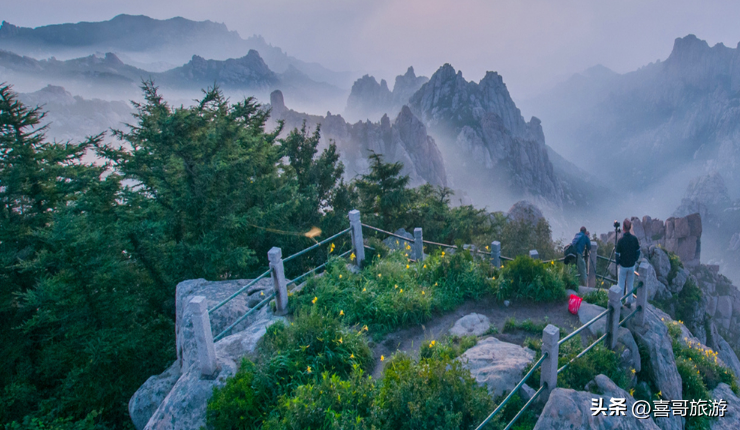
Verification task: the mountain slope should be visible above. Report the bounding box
[344,67,428,121]
[0,14,353,88]
[408,64,571,210]
[525,34,740,195]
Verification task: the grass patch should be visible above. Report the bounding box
[497,256,572,303]
[502,318,548,334]
[293,250,495,338]
[582,289,608,308]
[420,335,478,361]
[557,334,631,391]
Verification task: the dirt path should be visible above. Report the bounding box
[370,296,581,378]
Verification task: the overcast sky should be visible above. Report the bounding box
[3,0,740,99]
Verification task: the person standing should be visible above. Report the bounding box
[571,226,591,286]
[616,218,641,306]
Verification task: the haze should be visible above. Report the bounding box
[2,0,740,100]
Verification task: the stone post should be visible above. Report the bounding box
[605,284,623,350]
[348,209,365,268]
[635,261,650,325]
[413,227,424,262]
[588,241,598,288]
[540,324,560,400]
[529,249,540,260]
[491,241,501,268]
[188,296,219,378]
[268,247,289,315]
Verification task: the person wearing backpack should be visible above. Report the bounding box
[571,226,591,286]
[616,218,641,306]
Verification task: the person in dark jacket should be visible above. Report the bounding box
[616,218,641,305]
[571,226,591,286]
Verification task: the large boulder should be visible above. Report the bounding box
[129,362,181,430]
[649,247,672,284]
[626,306,683,406]
[641,261,672,302]
[449,313,491,337]
[533,374,660,430]
[458,336,535,397]
[144,306,284,430]
[176,278,269,371]
[711,383,740,430]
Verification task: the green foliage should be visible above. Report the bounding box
[557,335,630,391]
[497,256,569,302]
[376,354,493,430]
[582,289,609,308]
[502,318,547,334]
[419,335,478,361]
[499,217,557,261]
[666,250,684,284]
[262,370,376,430]
[293,251,495,337]
[675,278,702,323]
[207,312,373,429]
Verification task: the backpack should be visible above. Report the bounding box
[563,244,578,265]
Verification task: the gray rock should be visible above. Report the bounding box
[711,383,740,430]
[717,337,740,380]
[128,362,181,430]
[520,383,536,401]
[578,302,607,335]
[577,302,641,372]
[641,261,672,301]
[706,295,718,317]
[668,268,688,294]
[717,296,733,321]
[176,278,256,372]
[649,247,672,284]
[533,374,660,430]
[449,313,491,337]
[627,305,682,403]
[458,336,535,397]
[143,306,284,430]
[382,228,413,252]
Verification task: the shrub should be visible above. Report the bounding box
[294,251,495,338]
[674,278,702,323]
[419,335,477,361]
[582,289,608,308]
[557,334,630,391]
[262,369,377,430]
[376,354,493,430]
[502,318,547,334]
[666,250,684,284]
[207,312,373,429]
[497,256,568,302]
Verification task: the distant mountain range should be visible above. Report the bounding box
[0,48,345,111]
[523,34,740,198]
[344,67,428,122]
[0,14,354,88]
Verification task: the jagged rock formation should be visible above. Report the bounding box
[345,67,428,121]
[408,64,566,209]
[269,90,447,187]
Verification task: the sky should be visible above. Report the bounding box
[2,0,740,99]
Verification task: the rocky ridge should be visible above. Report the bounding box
[344,66,428,121]
[269,90,447,187]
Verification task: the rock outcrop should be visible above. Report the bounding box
[711,383,740,429]
[408,64,566,208]
[534,374,660,430]
[449,313,491,337]
[458,336,535,397]
[130,278,283,430]
[270,90,447,187]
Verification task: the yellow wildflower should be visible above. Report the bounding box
[406,264,410,269]
[350,252,356,261]
[380,355,385,361]
[307,366,312,373]
[422,291,425,295]
[442,251,445,256]
[378,273,382,278]
[362,287,366,292]
[312,296,318,304]
[399,289,403,293]
[631,368,636,374]
[395,284,398,289]
[329,243,335,253]
[350,354,355,359]
[423,264,427,268]
[630,388,635,396]
[338,337,343,344]
[339,274,343,279]
[340,310,344,316]
[363,325,368,331]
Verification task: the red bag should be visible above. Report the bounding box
[568,294,583,315]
